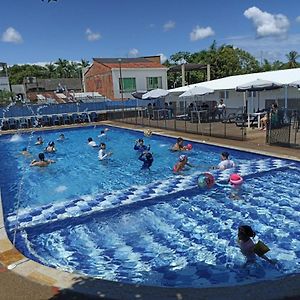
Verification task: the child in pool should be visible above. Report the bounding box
[238,225,275,265]
[173,155,192,173]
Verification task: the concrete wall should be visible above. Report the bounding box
[0,77,10,91]
[111,68,168,100]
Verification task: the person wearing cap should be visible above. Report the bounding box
[229,173,243,200]
[134,138,150,152]
[30,153,55,167]
[212,151,235,170]
[173,155,192,173]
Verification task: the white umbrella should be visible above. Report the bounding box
[236,79,283,92]
[179,86,214,97]
[289,80,300,88]
[142,88,169,99]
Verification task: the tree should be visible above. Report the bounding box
[55,58,69,77]
[285,51,299,68]
[79,59,90,68]
[45,63,56,78]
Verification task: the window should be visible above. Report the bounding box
[146,77,162,90]
[219,90,229,99]
[119,78,136,93]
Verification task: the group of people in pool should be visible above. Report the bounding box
[25,134,66,167]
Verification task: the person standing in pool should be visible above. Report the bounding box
[173,155,192,173]
[45,141,56,153]
[138,151,153,170]
[134,138,150,152]
[87,137,98,147]
[238,225,275,265]
[98,143,112,160]
[212,151,235,170]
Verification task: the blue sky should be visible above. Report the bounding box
[1,0,300,65]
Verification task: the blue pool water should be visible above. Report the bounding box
[0,126,299,288]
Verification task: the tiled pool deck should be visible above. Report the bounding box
[0,121,300,300]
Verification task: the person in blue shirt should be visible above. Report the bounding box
[138,151,153,170]
[134,138,150,152]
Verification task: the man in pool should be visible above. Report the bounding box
[212,151,235,170]
[171,137,190,151]
[45,141,56,153]
[138,151,153,170]
[134,138,150,152]
[21,147,31,156]
[87,137,98,147]
[35,136,43,145]
[30,153,55,167]
[98,143,112,160]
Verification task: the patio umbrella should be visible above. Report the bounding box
[142,88,169,99]
[236,79,283,92]
[131,91,147,99]
[288,80,300,88]
[179,86,214,98]
[236,79,284,112]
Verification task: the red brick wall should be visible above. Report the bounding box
[84,62,115,100]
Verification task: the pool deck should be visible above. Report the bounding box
[0,121,300,300]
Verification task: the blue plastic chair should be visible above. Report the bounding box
[80,113,89,123]
[19,117,29,128]
[51,115,61,126]
[8,118,18,129]
[89,112,98,122]
[62,114,71,125]
[71,113,80,123]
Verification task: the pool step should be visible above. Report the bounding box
[6,158,296,231]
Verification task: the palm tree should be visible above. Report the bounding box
[285,51,299,68]
[45,63,56,78]
[55,58,69,78]
[79,59,90,68]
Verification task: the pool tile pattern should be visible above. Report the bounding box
[6,158,294,233]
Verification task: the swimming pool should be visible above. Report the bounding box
[1,125,299,288]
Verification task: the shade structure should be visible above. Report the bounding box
[179,86,214,98]
[131,91,147,99]
[142,88,169,99]
[288,80,300,88]
[236,79,283,92]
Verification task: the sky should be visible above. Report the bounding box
[1,0,300,66]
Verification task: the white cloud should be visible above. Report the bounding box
[222,33,300,62]
[244,6,290,38]
[128,48,139,57]
[163,20,175,32]
[158,53,167,63]
[296,16,300,23]
[85,28,101,41]
[1,27,23,43]
[190,26,215,41]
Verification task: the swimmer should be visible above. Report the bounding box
[57,133,65,141]
[238,225,275,265]
[229,173,243,200]
[171,137,190,151]
[35,136,43,145]
[173,155,192,173]
[134,138,150,152]
[87,137,98,147]
[21,147,31,157]
[30,153,55,167]
[98,142,112,160]
[144,129,152,137]
[98,130,107,139]
[212,151,235,170]
[45,141,56,153]
[139,151,153,170]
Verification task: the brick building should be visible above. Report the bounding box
[84,56,168,100]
